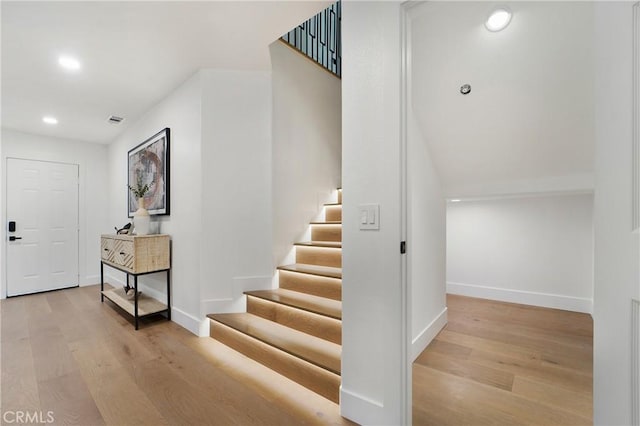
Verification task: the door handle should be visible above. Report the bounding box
[9,236,22,241]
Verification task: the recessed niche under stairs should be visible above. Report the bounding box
[208,188,343,403]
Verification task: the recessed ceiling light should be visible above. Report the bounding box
[450,199,461,203]
[42,116,58,125]
[485,8,512,32]
[58,55,81,71]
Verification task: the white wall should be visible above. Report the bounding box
[107,72,204,334]
[410,1,595,199]
[107,69,274,336]
[407,8,448,361]
[199,69,273,317]
[593,3,639,425]
[447,194,594,313]
[1,128,109,298]
[342,2,408,424]
[408,108,447,360]
[270,41,342,266]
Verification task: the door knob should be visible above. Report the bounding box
[9,236,22,241]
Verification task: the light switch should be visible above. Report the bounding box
[359,204,380,230]
[360,210,368,224]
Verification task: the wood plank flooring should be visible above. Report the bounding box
[1,285,352,426]
[413,294,593,426]
[2,287,593,425]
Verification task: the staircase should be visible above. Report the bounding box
[208,188,343,403]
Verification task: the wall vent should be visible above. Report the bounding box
[633,298,640,426]
[107,115,124,124]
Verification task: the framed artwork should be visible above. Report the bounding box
[128,128,170,217]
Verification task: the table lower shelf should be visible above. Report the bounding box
[102,287,168,317]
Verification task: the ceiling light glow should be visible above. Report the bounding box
[485,8,512,32]
[58,55,81,71]
[42,116,58,125]
[450,199,461,203]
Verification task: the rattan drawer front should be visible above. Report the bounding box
[112,239,134,271]
[101,237,114,261]
[101,234,170,274]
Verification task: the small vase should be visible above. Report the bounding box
[133,197,150,235]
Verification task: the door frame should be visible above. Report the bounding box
[3,157,80,298]
[633,4,640,425]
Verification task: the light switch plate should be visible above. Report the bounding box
[359,204,380,230]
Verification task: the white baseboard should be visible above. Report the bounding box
[201,296,247,316]
[412,307,447,361]
[104,271,126,286]
[104,272,165,302]
[172,306,209,337]
[339,386,386,425]
[233,275,272,293]
[447,281,593,314]
[105,272,207,336]
[80,275,100,286]
[201,275,272,316]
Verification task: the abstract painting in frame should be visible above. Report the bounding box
[128,128,170,217]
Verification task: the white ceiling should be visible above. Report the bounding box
[1,1,329,144]
[410,2,595,197]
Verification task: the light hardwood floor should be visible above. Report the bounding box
[414,294,593,426]
[1,287,593,425]
[1,285,351,425]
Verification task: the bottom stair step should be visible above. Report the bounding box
[208,313,341,403]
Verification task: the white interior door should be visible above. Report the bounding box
[6,158,79,296]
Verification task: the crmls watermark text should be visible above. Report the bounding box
[2,411,55,424]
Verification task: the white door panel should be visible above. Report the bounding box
[7,159,79,296]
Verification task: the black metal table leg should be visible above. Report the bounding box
[134,274,139,330]
[100,262,104,302]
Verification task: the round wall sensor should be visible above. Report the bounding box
[460,84,471,95]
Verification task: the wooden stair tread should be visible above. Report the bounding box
[324,203,342,206]
[294,241,342,248]
[208,313,341,374]
[246,289,342,320]
[310,221,341,225]
[278,264,342,279]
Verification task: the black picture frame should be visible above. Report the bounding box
[128,128,170,217]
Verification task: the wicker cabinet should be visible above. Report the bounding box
[100,234,171,329]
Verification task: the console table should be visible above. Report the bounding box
[100,234,171,329]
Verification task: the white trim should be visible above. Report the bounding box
[80,275,100,286]
[411,307,447,361]
[339,387,386,425]
[200,296,247,316]
[172,306,208,337]
[104,271,125,286]
[200,274,271,316]
[104,271,209,336]
[4,158,80,298]
[633,299,640,426]
[447,281,593,314]
[104,270,167,304]
[633,2,640,232]
[446,173,595,201]
[634,8,640,426]
[399,3,411,425]
[447,189,594,204]
[232,275,272,294]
